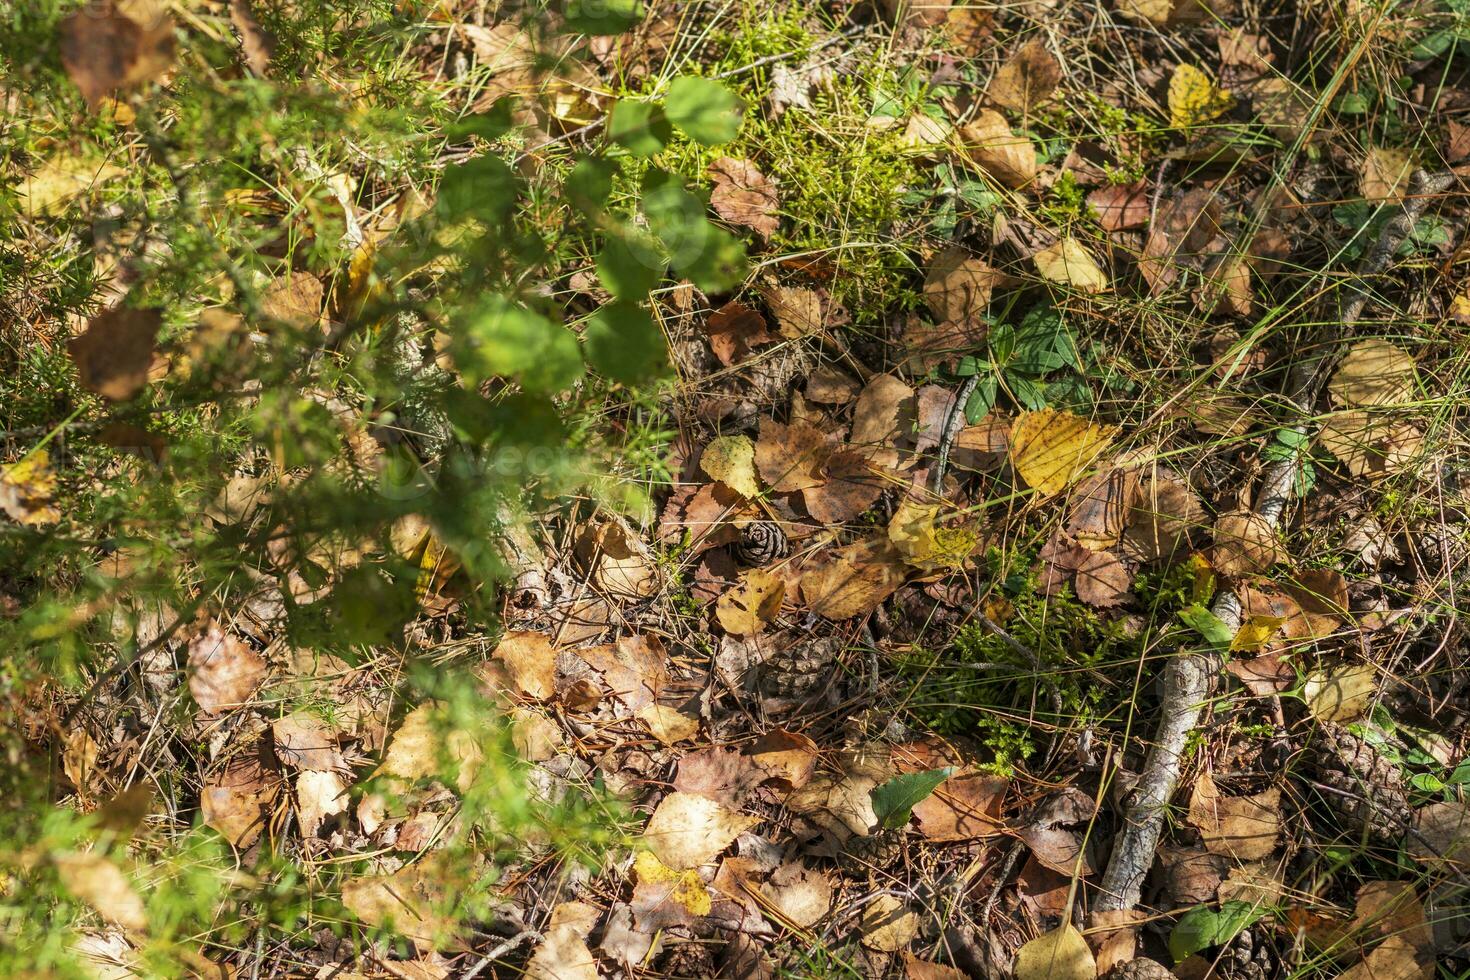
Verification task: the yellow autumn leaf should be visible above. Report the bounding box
[1015,924,1096,980]
[887,499,979,572]
[700,435,761,498]
[1168,64,1234,129]
[1010,410,1119,497]
[633,850,713,916]
[18,156,126,217]
[1230,615,1285,652]
[1304,662,1376,723]
[0,450,61,526]
[715,567,785,635]
[1033,238,1109,292]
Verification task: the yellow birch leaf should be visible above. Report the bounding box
[1015,924,1096,980]
[1010,409,1119,496]
[700,435,761,498]
[1169,64,1234,129]
[1033,238,1109,292]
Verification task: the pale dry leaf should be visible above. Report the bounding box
[272,712,344,771]
[1114,0,1173,26]
[260,272,323,328]
[575,521,659,600]
[492,630,557,700]
[1338,935,1435,980]
[1073,551,1132,608]
[799,536,909,619]
[18,155,126,217]
[201,757,276,848]
[805,364,860,404]
[709,157,780,238]
[295,768,348,838]
[1250,76,1312,141]
[1409,801,1470,868]
[1303,663,1376,724]
[760,861,833,928]
[747,728,819,788]
[1122,465,1206,563]
[900,112,952,153]
[1188,772,1281,860]
[228,0,275,75]
[716,568,786,636]
[68,307,163,402]
[636,703,700,745]
[986,40,1061,114]
[701,435,762,498]
[342,857,466,952]
[1014,924,1095,980]
[924,247,1000,324]
[1010,409,1119,496]
[642,791,760,870]
[755,418,833,492]
[187,622,266,715]
[958,109,1037,188]
[1329,340,1416,408]
[53,853,148,932]
[509,706,565,761]
[1217,862,1285,907]
[1226,652,1293,695]
[1360,147,1414,204]
[376,702,482,793]
[1319,412,1424,480]
[859,894,919,952]
[950,416,1011,473]
[763,284,824,339]
[1033,238,1108,292]
[1212,510,1283,577]
[786,750,892,839]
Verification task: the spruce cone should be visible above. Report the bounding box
[838,829,905,874]
[1306,723,1412,842]
[1106,959,1179,980]
[1218,924,1275,980]
[757,636,841,707]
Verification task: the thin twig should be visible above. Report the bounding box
[931,373,979,496]
[1092,170,1456,918]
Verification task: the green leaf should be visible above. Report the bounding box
[436,154,518,222]
[641,170,747,291]
[1005,371,1047,411]
[446,99,516,142]
[674,221,747,293]
[1179,603,1233,649]
[1169,902,1269,963]
[453,296,584,393]
[871,767,953,830]
[964,372,997,423]
[1010,305,1077,374]
[561,0,644,34]
[608,100,671,157]
[664,76,744,145]
[582,302,668,384]
[597,227,666,299]
[566,157,618,214]
[1448,758,1470,785]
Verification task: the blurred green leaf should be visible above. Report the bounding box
[664,76,743,145]
[453,296,584,392]
[562,0,645,34]
[583,302,667,384]
[608,100,671,157]
[597,227,666,299]
[436,154,518,222]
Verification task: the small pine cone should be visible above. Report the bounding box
[1218,925,1275,980]
[1306,723,1412,841]
[735,520,788,565]
[757,636,842,704]
[1106,959,1179,980]
[839,829,905,874]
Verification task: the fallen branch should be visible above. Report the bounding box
[1093,169,1455,917]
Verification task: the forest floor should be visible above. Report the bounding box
[6,0,1470,978]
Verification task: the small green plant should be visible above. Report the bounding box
[956,301,1086,421]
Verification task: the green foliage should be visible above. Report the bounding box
[1169,902,1272,963]
[957,302,1086,421]
[871,768,953,829]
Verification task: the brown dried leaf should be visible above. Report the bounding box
[859,894,919,951]
[228,0,275,75]
[201,755,277,848]
[705,301,775,367]
[53,853,148,932]
[1329,340,1416,408]
[902,317,989,373]
[1212,510,1283,577]
[924,247,1000,324]
[58,3,175,104]
[755,418,833,493]
[260,272,323,329]
[1122,466,1205,562]
[1188,772,1281,860]
[1360,147,1414,204]
[1073,551,1132,608]
[1032,238,1108,292]
[1064,468,1137,550]
[800,536,909,619]
[68,307,162,402]
[1318,412,1424,480]
[959,109,1037,188]
[676,745,771,806]
[1087,181,1150,231]
[986,40,1061,114]
[763,285,824,339]
[760,861,833,928]
[747,729,818,789]
[272,712,344,771]
[342,856,468,952]
[850,375,917,457]
[187,622,266,715]
[709,157,780,238]
[491,630,557,700]
[805,364,860,404]
[803,450,886,525]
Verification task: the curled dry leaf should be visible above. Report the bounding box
[859,894,919,951]
[705,300,775,367]
[755,418,833,492]
[1304,663,1376,724]
[715,568,786,636]
[1318,412,1423,480]
[1032,238,1108,292]
[1329,340,1416,408]
[1212,510,1283,577]
[701,435,762,498]
[985,40,1062,114]
[1188,772,1281,861]
[187,623,266,715]
[1014,924,1096,980]
[958,109,1037,188]
[574,634,670,713]
[799,536,909,619]
[68,307,163,402]
[1010,409,1119,496]
[900,112,951,153]
[709,157,780,238]
[924,247,999,324]
[642,791,760,870]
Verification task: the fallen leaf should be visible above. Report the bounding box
[675,745,771,806]
[295,769,348,838]
[755,418,833,492]
[716,568,786,635]
[1250,76,1312,141]
[1304,663,1375,723]
[900,112,951,153]
[959,109,1037,188]
[951,416,1011,472]
[375,702,482,793]
[228,0,275,75]
[1409,801,1470,868]
[1088,181,1151,231]
[1010,409,1119,496]
[18,155,126,216]
[642,791,759,870]
[201,756,277,848]
[1115,0,1173,26]
[1188,772,1281,860]
[525,902,600,980]
[68,307,162,401]
[888,499,979,572]
[902,317,989,373]
[53,853,148,931]
[633,849,713,922]
[701,435,762,498]
[747,729,818,788]
[573,634,670,713]
[1217,862,1285,908]
[636,703,700,745]
[0,451,62,526]
[58,2,175,104]
[760,861,833,928]
[1351,880,1433,953]
[575,520,659,599]
[1014,924,1095,980]
[924,247,1000,324]
[260,272,324,329]
[911,771,1006,840]
[859,894,919,951]
[763,284,825,339]
[344,856,468,952]
[799,535,909,619]
[1318,412,1423,480]
[1032,238,1108,292]
[1169,64,1234,129]
[986,40,1061,114]
[1329,340,1416,408]
[705,301,775,366]
[271,712,344,771]
[1074,551,1132,608]
[805,364,860,404]
[187,622,266,715]
[903,953,967,980]
[709,157,780,238]
[1064,468,1137,550]
[1161,845,1229,905]
[1212,510,1283,577]
[1360,147,1414,204]
[802,450,886,525]
[787,749,892,840]
[491,630,556,700]
[1226,652,1293,695]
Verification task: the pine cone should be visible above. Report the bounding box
[1218,924,1275,980]
[838,829,905,874]
[1306,723,1412,842]
[757,636,841,706]
[734,520,788,565]
[1106,959,1179,980]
